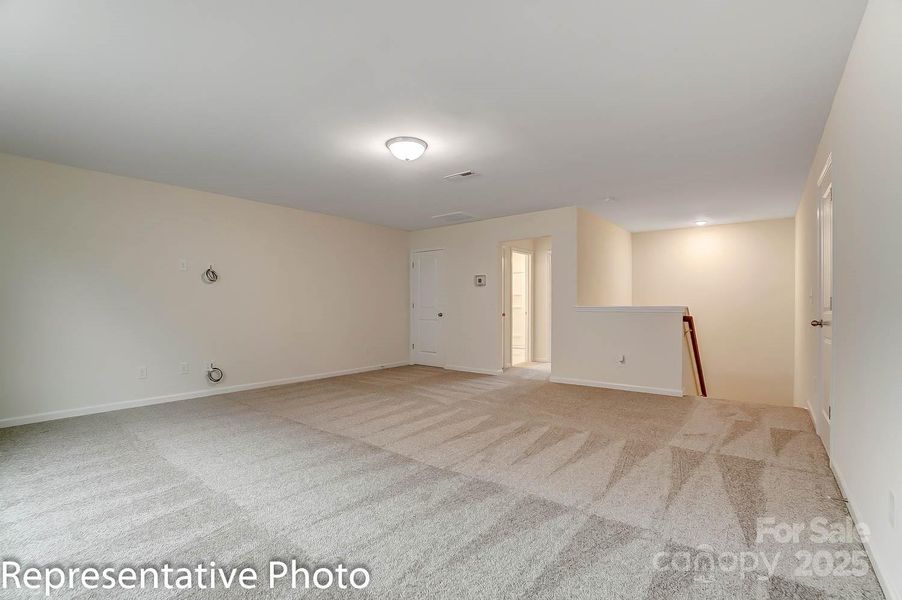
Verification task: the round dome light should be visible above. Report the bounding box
[385,136,427,161]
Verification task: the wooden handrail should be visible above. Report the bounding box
[683,314,707,397]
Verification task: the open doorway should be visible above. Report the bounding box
[501,237,552,373]
[511,249,531,365]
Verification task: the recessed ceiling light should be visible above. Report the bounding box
[385,136,427,161]
[695,220,708,226]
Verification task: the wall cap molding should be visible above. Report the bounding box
[573,305,688,314]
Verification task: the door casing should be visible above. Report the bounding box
[814,154,834,453]
[410,249,446,368]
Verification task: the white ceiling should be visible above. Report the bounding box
[0,0,865,231]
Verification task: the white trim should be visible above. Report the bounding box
[574,305,688,314]
[549,375,683,397]
[817,152,833,187]
[0,361,410,429]
[445,365,503,376]
[832,464,899,600]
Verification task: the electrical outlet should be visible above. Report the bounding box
[891,491,897,528]
[137,366,147,379]
[179,362,189,375]
[179,259,188,271]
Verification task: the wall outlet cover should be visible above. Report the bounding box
[137,366,148,379]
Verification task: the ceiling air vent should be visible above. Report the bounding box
[443,170,475,180]
[432,211,475,224]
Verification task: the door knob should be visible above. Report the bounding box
[811,319,824,327]
[438,312,443,317]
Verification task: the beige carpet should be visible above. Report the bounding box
[0,365,885,598]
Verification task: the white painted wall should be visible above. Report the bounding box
[795,0,902,596]
[0,154,410,425]
[551,307,686,396]
[633,219,795,405]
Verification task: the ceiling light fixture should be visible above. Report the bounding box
[695,220,709,226]
[385,136,427,161]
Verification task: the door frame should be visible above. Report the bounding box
[814,153,833,453]
[409,248,446,367]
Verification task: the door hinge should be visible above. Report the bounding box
[412,261,415,268]
[828,405,831,419]
[412,343,415,349]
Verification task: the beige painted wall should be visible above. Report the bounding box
[533,236,552,362]
[411,209,685,395]
[576,208,632,306]
[795,0,902,594]
[633,219,795,405]
[412,209,577,374]
[0,153,410,424]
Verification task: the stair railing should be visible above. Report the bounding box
[683,314,707,397]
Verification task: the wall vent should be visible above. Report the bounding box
[432,211,476,223]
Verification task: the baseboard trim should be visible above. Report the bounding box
[549,376,683,397]
[0,361,411,429]
[445,365,504,376]
[831,464,899,600]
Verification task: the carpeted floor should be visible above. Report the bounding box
[0,365,885,598]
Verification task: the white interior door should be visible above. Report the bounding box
[411,250,445,367]
[814,160,833,450]
[510,250,530,365]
